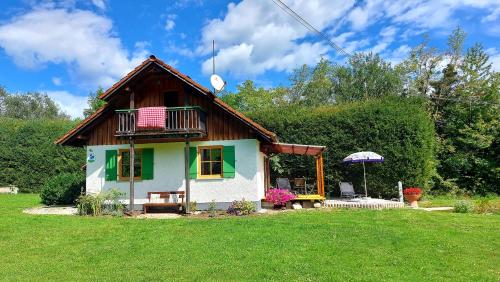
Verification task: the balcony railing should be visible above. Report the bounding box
[116,106,207,137]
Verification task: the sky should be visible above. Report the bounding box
[0,0,499,118]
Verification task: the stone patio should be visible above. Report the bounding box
[324,198,404,209]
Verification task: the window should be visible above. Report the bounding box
[164,91,180,108]
[118,149,142,180]
[198,146,222,178]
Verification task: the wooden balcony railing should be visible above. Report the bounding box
[116,106,207,137]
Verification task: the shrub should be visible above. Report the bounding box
[189,201,198,212]
[208,200,217,218]
[101,188,126,216]
[76,188,125,216]
[403,187,423,195]
[40,172,85,205]
[474,197,499,214]
[250,97,436,198]
[454,200,474,213]
[227,199,256,216]
[76,194,104,216]
[265,188,296,206]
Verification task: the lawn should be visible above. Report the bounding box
[419,195,500,210]
[1,194,499,281]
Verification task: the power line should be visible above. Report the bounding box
[270,0,352,58]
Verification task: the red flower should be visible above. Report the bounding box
[403,187,422,195]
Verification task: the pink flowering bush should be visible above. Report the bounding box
[265,188,296,206]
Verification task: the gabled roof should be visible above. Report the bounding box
[99,55,212,101]
[55,55,277,146]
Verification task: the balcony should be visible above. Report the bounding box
[116,106,207,138]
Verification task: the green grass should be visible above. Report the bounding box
[1,194,499,281]
[419,195,500,210]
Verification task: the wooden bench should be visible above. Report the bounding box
[143,191,185,214]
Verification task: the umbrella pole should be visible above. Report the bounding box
[363,161,367,197]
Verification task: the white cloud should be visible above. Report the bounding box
[91,0,106,10]
[346,0,385,31]
[165,19,175,31]
[174,0,204,8]
[165,14,176,31]
[166,59,179,68]
[490,54,500,71]
[52,77,62,86]
[197,0,355,77]
[485,48,500,71]
[482,6,500,22]
[346,0,500,31]
[382,44,412,65]
[43,90,87,118]
[371,26,397,54]
[332,32,369,54]
[0,7,148,89]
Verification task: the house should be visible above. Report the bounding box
[56,55,325,212]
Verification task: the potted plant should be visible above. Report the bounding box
[403,187,422,208]
[265,188,296,209]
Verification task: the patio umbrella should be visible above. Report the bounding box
[342,151,384,197]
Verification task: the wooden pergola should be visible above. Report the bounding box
[260,142,326,197]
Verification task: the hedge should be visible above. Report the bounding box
[0,118,84,193]
[250,97,436,198]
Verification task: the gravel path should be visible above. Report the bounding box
[23,206,77,215]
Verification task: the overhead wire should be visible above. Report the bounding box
[270,0,352,59]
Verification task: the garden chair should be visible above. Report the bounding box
[339,182,362,199]
[293,178,316,195]
[276,178,293,192]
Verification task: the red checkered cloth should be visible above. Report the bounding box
[137,107,166,129]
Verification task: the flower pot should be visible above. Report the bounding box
[404,194,421,208]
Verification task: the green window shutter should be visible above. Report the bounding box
[142,148,154,180]
[189,147,198,179]
[223,146,235,178]
[105,150,117,181]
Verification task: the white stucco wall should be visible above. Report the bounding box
[85,139,264,209]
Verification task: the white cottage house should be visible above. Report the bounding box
[56,55,325,212]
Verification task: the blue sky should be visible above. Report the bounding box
[0,0,499,118]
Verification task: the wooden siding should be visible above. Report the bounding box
[86,73,256,145]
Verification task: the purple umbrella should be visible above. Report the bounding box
[343,151,384,197]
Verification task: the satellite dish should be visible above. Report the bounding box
[210,74,226,92]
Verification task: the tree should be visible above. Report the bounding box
[220,80,286,113]
[432,39,500,195]
[287,64,311,104]
[430,64,458,126]
[0,90,68,120]
[447,26,466,66]
[0,86,7,114]
[83,87,106,118]
[398,34,442,97]
[333,53,404,102]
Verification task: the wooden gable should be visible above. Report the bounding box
[56,56,276,146]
